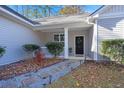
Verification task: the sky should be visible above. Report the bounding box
[9,5,102,13]
[8,5,102,18]
[84,5,102,13]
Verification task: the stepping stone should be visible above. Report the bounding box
[1,79,18,88]
[57,65,66,70]
[37,72,50,79]
[21,76,40,87]
[50,68,61,74]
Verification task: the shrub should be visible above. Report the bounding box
[46,42,64,57]
[22,44,40,53]
[0,46,5,57]
[101,39,124,64]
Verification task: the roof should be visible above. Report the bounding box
[34,12,90,26]
[0,5,40,25]
[0,5,105,26]
[90,5,105,16]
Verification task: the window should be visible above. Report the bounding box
[54,33,64,42]
[54,34,59,42]
[60,34,64,42]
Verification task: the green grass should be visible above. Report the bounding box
[47,62,124,88]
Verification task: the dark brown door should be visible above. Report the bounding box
[75,36,84,55]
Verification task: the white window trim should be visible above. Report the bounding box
[53,33,64,42]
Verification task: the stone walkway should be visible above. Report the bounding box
[0,59,84,88]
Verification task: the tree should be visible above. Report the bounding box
[23,44,40,53]
[59,5,85,15]
[24,6,30,18]
[40,5,54,17]
[46,5,51,16]
[21,6,25,15]
[22,44,40,58]
[15,5,19,13]
[10,5,85,18]
[46,42,64,57]
[0,46,5,57]
[37,5,47,17]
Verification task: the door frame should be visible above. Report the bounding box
[74,35,85,56]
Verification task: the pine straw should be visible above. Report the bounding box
[48,61,124,88]
[0,58,62,80]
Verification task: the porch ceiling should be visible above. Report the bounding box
[35,26,92,32]
[69,27,92,31]
[34,21,93,31]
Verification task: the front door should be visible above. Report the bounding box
[75,36,84,55]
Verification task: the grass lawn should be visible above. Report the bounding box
[47,61,124,88]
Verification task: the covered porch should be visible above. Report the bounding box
[35,26,94,60]
[33,16,94,60]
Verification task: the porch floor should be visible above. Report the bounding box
[68,56,92,60]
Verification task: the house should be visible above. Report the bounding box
[0,5,124,66]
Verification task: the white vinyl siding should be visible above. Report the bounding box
[97,17,124,60]
[100,5,124,17]
[0,15,42,65]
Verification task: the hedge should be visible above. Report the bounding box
[101,39,124,64]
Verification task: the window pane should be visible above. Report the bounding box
[60,34,64,41]
[54,34,59,41]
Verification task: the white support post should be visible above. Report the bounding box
[93,20,98,60]
[64,27,69,59]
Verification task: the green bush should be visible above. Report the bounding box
[46,42,64,57]
[22,44,40,53]
[0,46,5,57]
[101,39,124,64]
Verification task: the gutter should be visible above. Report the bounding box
[0,5,40,28]
[89,5,105,16]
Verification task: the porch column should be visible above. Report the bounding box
[64,27,69,59]
[92,20,98,60]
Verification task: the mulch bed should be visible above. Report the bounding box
[0,58,63,80]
